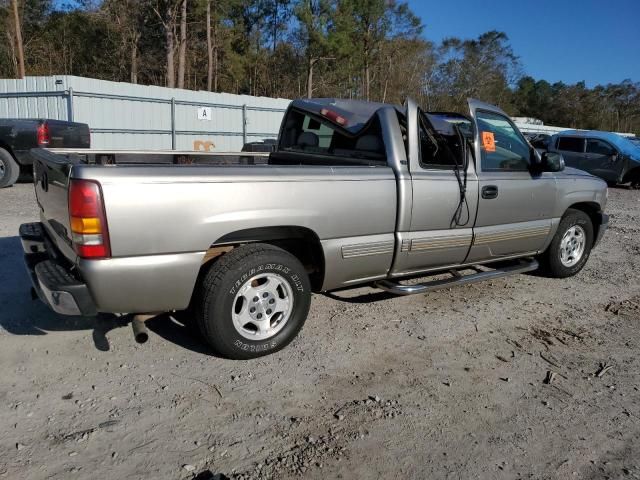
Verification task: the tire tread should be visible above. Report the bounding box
[195,243,309,359]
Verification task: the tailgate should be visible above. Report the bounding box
[31,148,79,262]
[46,120,91,148]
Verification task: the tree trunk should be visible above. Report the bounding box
[272,0,278,52]
[130,33,139,84]
[11,0,26,78]
[177,0,187,89]
[5,31,18,77]
[165,4,175,88]
[213,21,218,91]
[206,0,213,91]
[307,57,315,99]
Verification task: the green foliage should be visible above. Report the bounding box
[0,0,638,133]
[513,77,640,133]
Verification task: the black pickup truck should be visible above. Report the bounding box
[0,119,90,188]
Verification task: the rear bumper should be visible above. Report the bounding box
[20,222,97,316]
[594,212,609,248]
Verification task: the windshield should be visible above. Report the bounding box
[630,138,640,147]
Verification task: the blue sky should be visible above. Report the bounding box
[408,0,640,87]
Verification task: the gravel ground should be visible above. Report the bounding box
[1,183,640,480]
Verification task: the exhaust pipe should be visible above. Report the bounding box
[131,314,152,344]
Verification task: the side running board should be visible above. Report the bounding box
[374,258,539,296]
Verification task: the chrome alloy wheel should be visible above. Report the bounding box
[231,273,294,340]
[559,225,586,267]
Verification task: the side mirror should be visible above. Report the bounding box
[541,152,565,172]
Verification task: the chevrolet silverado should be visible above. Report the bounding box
[20,98,609,359]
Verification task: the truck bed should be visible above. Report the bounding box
[30,147,398,312]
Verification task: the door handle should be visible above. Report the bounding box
[482,185,499,199]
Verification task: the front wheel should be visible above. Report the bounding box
[539,208,594,278]
[195,243,311,359]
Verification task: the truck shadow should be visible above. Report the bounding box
[0,236,128,350]
[0,236,222,356]
[143,313,216,357]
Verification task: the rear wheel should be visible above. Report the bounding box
[195,243,311,359]
[0,148,20,188]
[539,209,593,278]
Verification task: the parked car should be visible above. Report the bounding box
[0,118,90,188]
[549,130,640,187]
[21,98,608,359]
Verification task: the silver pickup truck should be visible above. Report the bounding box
[20,98,609,359]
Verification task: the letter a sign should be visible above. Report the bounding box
[198,107,212,121]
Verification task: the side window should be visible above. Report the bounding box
[476,110,530,171]
[557,137,585,153]
[418,110,461,169]
[586,139,616,156]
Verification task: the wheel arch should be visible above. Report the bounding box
[0,141,16,158]
[203,226,326,291]
[566,202,603,245]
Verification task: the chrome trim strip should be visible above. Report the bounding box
[410,237,471,251]
[341,241,395,259]
[474,227,550,245]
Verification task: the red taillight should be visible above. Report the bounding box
[320,108,348,126]
[37,122,50,146]
[68,179,111,259]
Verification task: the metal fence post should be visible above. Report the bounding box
[242,104,247,145]
[171,97,176,150]
[67,87,74,122]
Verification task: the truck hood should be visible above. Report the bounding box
[554,166,608,212]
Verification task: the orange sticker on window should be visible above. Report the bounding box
[482,131,496,152]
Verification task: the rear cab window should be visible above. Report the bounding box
[278,109,386,165]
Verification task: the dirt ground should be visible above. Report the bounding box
[1,183,640,480]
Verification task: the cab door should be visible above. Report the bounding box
[583,138,623,183]
[390,100,479,277]
[466,99,556,262]
[554,136,585,169]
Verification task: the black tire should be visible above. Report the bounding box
[194,243,311,359]
[0,148,20,188]
[539,208,594,278]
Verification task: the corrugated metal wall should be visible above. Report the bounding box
[3,76,632,149]
[0,76,291,151]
